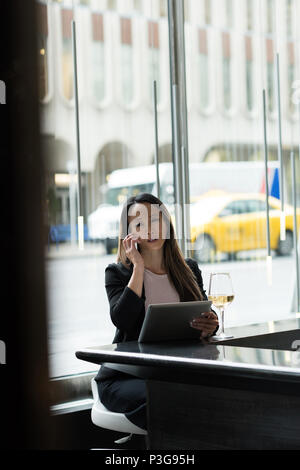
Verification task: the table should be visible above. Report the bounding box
[76,317,300,449]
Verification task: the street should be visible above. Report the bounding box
[46,244,296,377]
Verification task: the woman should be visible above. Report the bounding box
[95,193,219,431]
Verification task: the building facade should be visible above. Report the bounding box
[37,0,300,225]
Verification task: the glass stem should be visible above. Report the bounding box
[220,307,225,335]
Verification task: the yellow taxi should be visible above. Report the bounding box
[189,191,300,263]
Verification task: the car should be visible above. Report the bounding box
[189,191,300,263]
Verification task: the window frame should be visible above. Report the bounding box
[88,9,113,109]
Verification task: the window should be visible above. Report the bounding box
[184,0,190,22]
[266,0,274,34]
[204,0,212,25]
[198,29,209,110]
[133,0,142,14]
[225,0,233,29]
[286,0,293,37]
[40,0,172,382]
[148,21,161,103]
[159,0,167,18]
[287,42,295,114]
[184,1,298,347]
[91,13,105,102]
[245,36,254,112]
[61,8,74,101]
[107,0,116,10]
[37,0,298,403]
[222,32,232,111]
[247,199,266,213]
[286,1,295,114]
[120,17,134,105]
[266,39,275,113]
[246,0,253,31]
[219,200,249,217]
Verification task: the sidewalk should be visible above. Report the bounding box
[46,241,108,259]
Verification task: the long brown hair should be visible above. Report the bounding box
[116,193,203,302]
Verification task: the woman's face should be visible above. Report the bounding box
[127,202,169,252]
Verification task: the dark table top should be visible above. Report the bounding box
[76,316,300,386]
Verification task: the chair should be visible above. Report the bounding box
[91,378,147,445]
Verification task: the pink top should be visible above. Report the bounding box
[144,268,180,313]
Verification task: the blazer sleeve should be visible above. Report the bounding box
[187,258,208,301]
[105,264,145,333]
[188,258,219,334]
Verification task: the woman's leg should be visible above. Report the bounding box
[98,377,147,430]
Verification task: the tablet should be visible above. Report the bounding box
[138,300,212,343]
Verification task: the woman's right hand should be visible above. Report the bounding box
[123,234,144,268]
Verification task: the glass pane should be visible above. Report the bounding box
[38,0,172,377]
[185,0,300,330]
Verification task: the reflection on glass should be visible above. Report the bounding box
[222,32,231,111]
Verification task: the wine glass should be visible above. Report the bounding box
[208,272,234,340]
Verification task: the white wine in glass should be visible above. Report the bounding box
[208,273,234,340]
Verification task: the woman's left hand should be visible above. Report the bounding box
[190,311,219,339]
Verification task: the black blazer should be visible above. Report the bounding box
[95,257,217,383]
